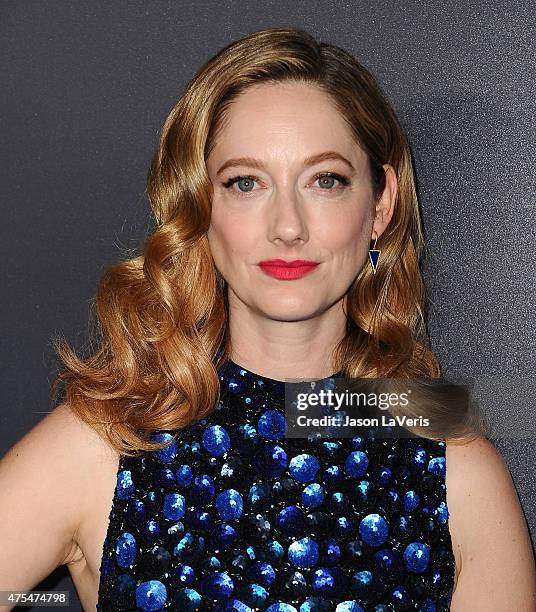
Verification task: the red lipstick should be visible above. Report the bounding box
[258,259,320,280]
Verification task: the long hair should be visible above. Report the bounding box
[51,27,485,457]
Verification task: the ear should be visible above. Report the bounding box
[372,164,397,239]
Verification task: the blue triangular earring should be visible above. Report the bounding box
[368,233,381,274]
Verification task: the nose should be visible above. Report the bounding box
[266,186,308,246]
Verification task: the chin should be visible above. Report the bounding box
[255,301,321,322]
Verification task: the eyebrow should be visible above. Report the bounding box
[215,151,355,177]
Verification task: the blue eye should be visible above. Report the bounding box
[221,171,351,198]
[313,172,350,190]
[222,175,257,194]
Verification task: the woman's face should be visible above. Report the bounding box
[206,80,395,322]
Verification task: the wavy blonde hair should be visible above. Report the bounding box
[52,27,485,457]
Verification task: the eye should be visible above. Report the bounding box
[222,174,259,196]
[221,171,351,198]
[313,172,351,191]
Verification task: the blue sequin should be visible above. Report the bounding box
[351,570,374,597]
[434,500,449,524]
[414,446,428,466]
[354,480,375,506]
[173,587,202,609]
[161,491,185,521]
[321,538,340,566]
[215,488,244,520]
[390,585,410,606]
[276,505,307,536]
[289,453,321,482]
[374,548,402,577]
[203,425,231,456]
[359,513,389,546]
[373,466,392,486]
[126,498,146,528]
[265,604,298,612]
[428,456,446,477]
[191,474,216,505]
[404,542,431,573]
[311,567,346,596]
[200,571,234,598]
[151,433,178,464]
[115,532,136,568]
[116,469,135,501]
[97,358,455,611]
[345,451,369,478]
[258,409,287,439]
[247,561,276,586]
[403,490,420,512]
[248,482,271,507]
[288,537,320,568]
[421,598,437,612]
[301,483,324,508]
[173,563,195,585]
[135,579,167,611]
[335,602,364,612]
[221,599,253,612]
[210,523,237,550]
[254,443,288,478]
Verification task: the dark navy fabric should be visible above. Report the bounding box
[97,359,455,611]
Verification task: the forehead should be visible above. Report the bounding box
[208,81,366,168]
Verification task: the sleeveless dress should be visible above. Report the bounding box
[97,359,455,611]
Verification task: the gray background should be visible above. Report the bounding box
[1,1,534,609]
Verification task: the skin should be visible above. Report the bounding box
[206,80,396,381]
[0,80,534,611]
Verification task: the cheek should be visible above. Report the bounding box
[315,207,370,255]
[207,208,259,266]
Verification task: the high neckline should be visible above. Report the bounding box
[219,357,343,385]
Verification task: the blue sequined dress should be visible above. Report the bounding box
[97,359,455,611]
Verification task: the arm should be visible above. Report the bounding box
[0,402,93,610]
[447,435,536,611]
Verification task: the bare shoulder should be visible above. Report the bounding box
[445,435,522,513]
[39,402,121,528]
[445,435,536,609]
[0,401,120,595]
[5,401,119,481]
[1,401,118,530]
[446,434,505,471]
[445,435,512,502]
[44,401,118,464]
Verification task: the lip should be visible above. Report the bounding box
[258,259,320,280]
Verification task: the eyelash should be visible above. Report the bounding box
[222,172,351,197]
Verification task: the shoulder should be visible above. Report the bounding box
[445,435,516,507]
[0,401,121,589]
[446,432,500,461]
[23,401,118,471]
[2,401,119,546]
[445,435,508,488]
[444,435,514,539]
[51,401,118,457]
[2,400,117,475]
[445,435,536,608]
[46,402,121,511]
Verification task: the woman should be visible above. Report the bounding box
[1,27,535,611]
